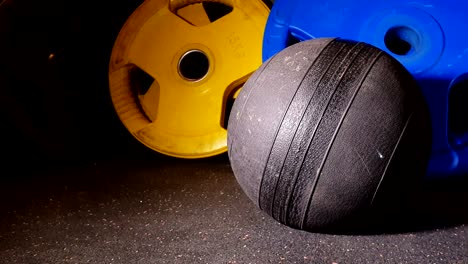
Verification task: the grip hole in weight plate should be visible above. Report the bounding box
[449,73,468,148]
[129,66,154,96]
[202,2,233,22]
[384,26,420,56]
[176,2,233,26]
[128,65,157,122]
[287,32,301,47]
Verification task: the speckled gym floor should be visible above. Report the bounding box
[0,155,466,264]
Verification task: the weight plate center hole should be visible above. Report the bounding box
[384,26,420,56]
[178,50,210,82]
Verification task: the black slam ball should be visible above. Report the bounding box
[227,38,431,232]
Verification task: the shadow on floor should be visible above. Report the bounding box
[365,175,468,235]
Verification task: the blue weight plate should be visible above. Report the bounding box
[263,0,468,177]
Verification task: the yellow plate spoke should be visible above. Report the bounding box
[128,8,195,78]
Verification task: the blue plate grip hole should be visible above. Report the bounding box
[384,26,420,56]
[449,73,468,148]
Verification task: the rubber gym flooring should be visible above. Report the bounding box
[0,154,466,263]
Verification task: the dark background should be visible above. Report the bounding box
[0,0,155,169]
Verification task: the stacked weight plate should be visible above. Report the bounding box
[109,0,269,158]
[263,0,468,176]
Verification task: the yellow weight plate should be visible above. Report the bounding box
[109,0,269,158]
